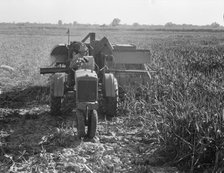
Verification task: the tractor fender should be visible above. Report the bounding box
[50,73,66,97]
[104,73,118,97]
[50,44,68,65]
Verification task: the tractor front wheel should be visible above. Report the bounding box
[87,110,98,139]
[76,109,86,139]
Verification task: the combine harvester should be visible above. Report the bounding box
[40,33,150,139]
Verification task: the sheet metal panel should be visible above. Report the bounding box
[112,50,150,64]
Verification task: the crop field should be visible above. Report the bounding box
[1,24,224,172]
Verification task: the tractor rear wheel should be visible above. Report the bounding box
[105,97,118,117]
[87,110,98,139]
[105,86,119,118]
[103,73,119,118]
[50,96,61,116]
[50,78,61,116]
[76,109,86,139]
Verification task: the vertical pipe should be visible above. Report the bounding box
[67,28,70,45]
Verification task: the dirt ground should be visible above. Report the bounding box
[0,100,179,173]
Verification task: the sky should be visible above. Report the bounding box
[0,0,224,25]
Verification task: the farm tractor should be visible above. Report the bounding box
[40,33,150,139]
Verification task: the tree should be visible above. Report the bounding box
[133,22,140,27]
[58,20,63,25]
[165,22,176,27]
[73,21,78,26]
[210,22,220,28]
[111,18,121,26]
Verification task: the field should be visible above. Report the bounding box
[1,24,224,172]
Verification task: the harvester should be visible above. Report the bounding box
[40,33,150,139]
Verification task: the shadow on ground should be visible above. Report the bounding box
[0,109,80,166]
[0,86,50,108]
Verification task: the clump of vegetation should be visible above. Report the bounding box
[131,44,224,172]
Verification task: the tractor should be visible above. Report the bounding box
[40,33,150,139]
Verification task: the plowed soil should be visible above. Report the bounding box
[0,88,178,173]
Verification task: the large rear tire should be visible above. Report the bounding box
[105,84,119,118]
[87,110,98,139]
[50,76,61,116]
[105,96,118,117]
[76,109,86,139]
[103,73,119,118]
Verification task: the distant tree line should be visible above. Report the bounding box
[57,18,222,29]
[164,22,221,28]
[1,19,222,29]
[58,18,122,27]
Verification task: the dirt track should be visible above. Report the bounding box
[0,103,179,173]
